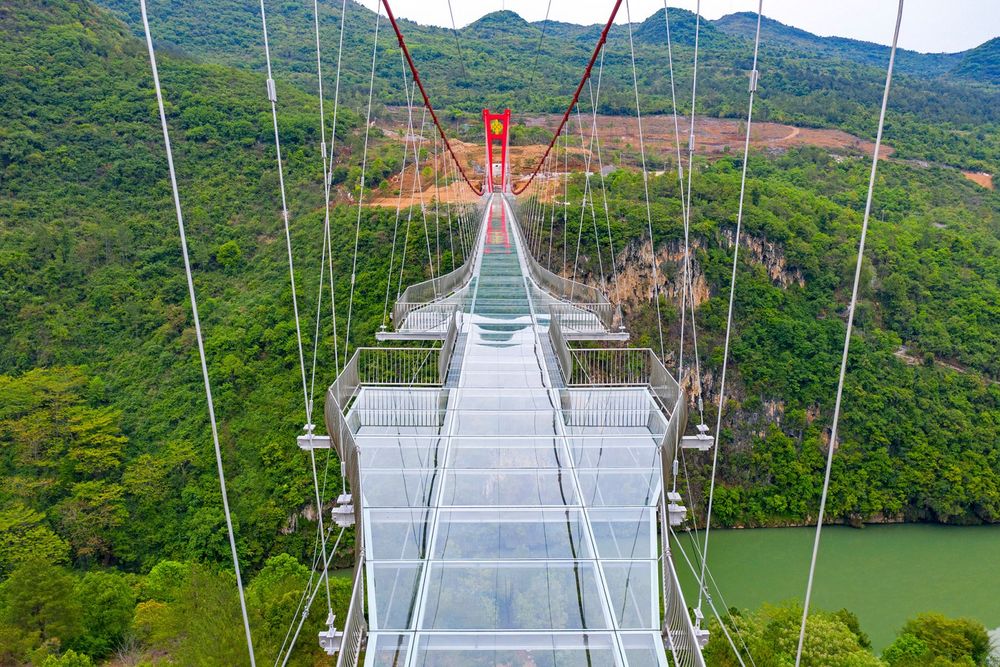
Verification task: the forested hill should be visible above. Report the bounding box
[0,0,999,663]
[96,0,1000,171]
[713,12,976,80]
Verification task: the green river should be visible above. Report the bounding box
[674,524,1000,651]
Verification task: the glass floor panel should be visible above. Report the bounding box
[408,633,622,667]
[419,562,610,630]
[431,508,592,560]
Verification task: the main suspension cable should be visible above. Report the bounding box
[794,2,903,663]
[139,2,256,663]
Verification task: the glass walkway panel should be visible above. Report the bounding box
[325,195,703,667]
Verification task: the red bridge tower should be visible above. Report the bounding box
[482,109,511,193]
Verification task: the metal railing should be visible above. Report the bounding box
[334,551,367,667]
[439,309,461,381]
[564,347,682,413]
[661,523,706,667]
[391,201,487,330]
[506,196,616,330]
[546,301,617,334]
[356,347,441,385]
[548,311,574,382]
[658,390,703,665]
[325,311,460,459]
[392,301,464,334]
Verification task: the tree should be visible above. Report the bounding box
[42,649,94,666]
[141,560,191,603]
[72,570,136,659]
[0,503,70,577]
[884,613,992,666]
[703,603,884,666]
[0,559,81,656]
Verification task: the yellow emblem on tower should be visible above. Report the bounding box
[490,118,504,136]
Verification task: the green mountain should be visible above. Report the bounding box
[94,0,1000,171]
[713,12,967,79]
[0,0,998,664]
[951,36,1000,81]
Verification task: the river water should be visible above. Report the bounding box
[673,523,1000,651]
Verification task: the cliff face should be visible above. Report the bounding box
[587,229,805,318]
[563,230,813,498]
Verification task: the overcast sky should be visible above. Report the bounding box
[380,0,998,54]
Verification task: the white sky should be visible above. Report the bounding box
[378,0,999,54]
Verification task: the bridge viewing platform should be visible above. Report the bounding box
[317,194,704,666]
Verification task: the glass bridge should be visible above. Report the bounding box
[319,195,704,667]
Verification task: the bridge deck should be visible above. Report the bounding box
[350,196,672,666]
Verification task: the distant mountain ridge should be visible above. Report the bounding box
[712,12,969,79]
[90,0,1000,170]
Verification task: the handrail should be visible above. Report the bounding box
[548,309,573,381]
[560,347,682,413]
[334,550,367,667]
[391,200,488,328]
[438,309,461,381]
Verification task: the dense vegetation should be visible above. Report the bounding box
[94,0,1000,170]
[703,604,993,666]
[0,0,460,662]
[527,147,1000,527]
[0,0,998,663]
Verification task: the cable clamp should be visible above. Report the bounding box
[266,77,277,103]
[749,69,759,93]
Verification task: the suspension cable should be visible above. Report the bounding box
[669,525,748,667]
[697,0,763,616]
[278,527,347,667]
[344,1,383,361]
[303,0,348,617]
[584,55,622,310]
[381,58,419,331]
[445,0,467,79]
[664,1,708,501]
[527,0,554,86]
[512,0,624,194]
[139,2,256,663]
[396,106,430,301]
[795,2,903,663]
[676,0,718,428]
[625,0,666,361]
[381,0,483,195]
